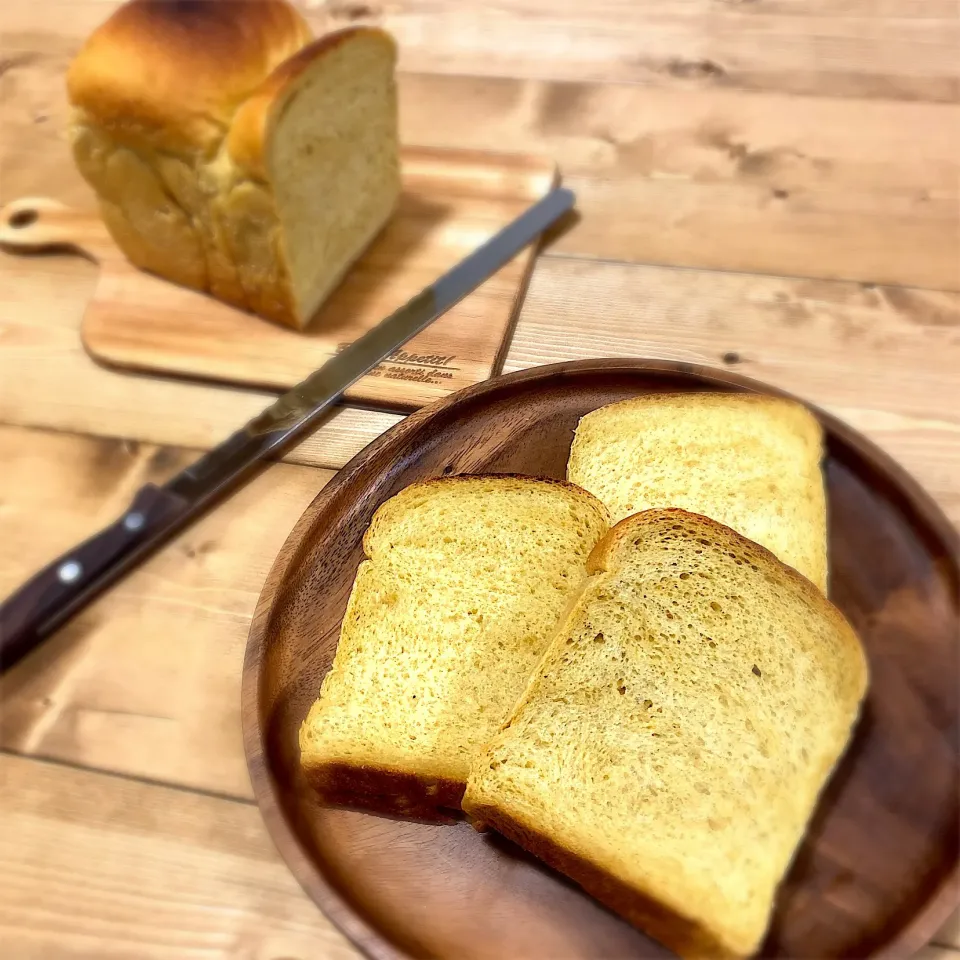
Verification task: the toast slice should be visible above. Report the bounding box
[299,475,610,817]
[463,509,868,958]
[567,393,828,591]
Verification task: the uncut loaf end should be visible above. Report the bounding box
[67,0,399,329]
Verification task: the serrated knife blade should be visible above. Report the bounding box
[0,186,575,671]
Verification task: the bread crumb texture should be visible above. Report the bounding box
[568,393,828,591]
[300,476,610,793]
[464,509,868,958]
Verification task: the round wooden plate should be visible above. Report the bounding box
[243,359,959,960]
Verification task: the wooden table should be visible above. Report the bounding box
[1,1,958,957]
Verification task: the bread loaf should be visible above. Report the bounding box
[463,509,868,958]
[298,475,610,817]
[567,393,828,590]
[67,0,400,329]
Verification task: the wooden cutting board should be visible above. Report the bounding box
[0,147,557,411]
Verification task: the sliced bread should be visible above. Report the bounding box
[299,475,611,816]
[567,393,828,591]
[463,509,868,958]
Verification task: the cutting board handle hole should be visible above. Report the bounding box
[9,209,38,229]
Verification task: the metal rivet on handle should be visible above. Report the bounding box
[57,560,83,584]
[123,511,145,532]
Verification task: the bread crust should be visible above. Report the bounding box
[572,391,822,437]
[588,508,866,697]
[300,474,611,819]
[464,507,868,956]
[67,0,312,156]
[466,801,741,959]
[219,26,398,325]
[66,1,399,329]
[363,473,611,557]
[228,27,397,180]
[304,760,465,822]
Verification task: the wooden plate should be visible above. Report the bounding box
[243,359,959,960]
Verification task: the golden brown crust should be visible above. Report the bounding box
[301,473,610,819]
[303,759,465,822]
[465,802,742,959]
[576,391,822,430]
[67,0,311,156]
[588,508,868,699]
[228,27,397,180]
[363,473,611,559]
[66,3,399,331]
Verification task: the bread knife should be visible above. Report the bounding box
[0,186,575,672]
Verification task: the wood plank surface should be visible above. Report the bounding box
[3,246,959,528]
[8,0,958,102]
[0,425,334,799]
[3,6,958,287]
[0,756,953,960]
[0,250,403,469]
[1,425,958,955]
[2,0,959,955]
[0,753,356,960]
[398,73,960,287]
[310,0,960,102]
[512,258,960,528]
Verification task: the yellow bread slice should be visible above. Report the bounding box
[463,509,868,958]
[567,393,828,591]
[299,475,610,817]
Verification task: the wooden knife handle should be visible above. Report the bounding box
[0,484,188,672]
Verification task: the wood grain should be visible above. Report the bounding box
[0,425,334,799]
[0,752,357,960]
[244,359,959,960]
[0,248,404,469]
[397,75,960,288]
[3,9,958,287]
[327,0,960,102]
[3,245,959,529]
[1,147,556,407]
[512,258,960,527]
[11,0,955,102]
[3,0,960,955]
